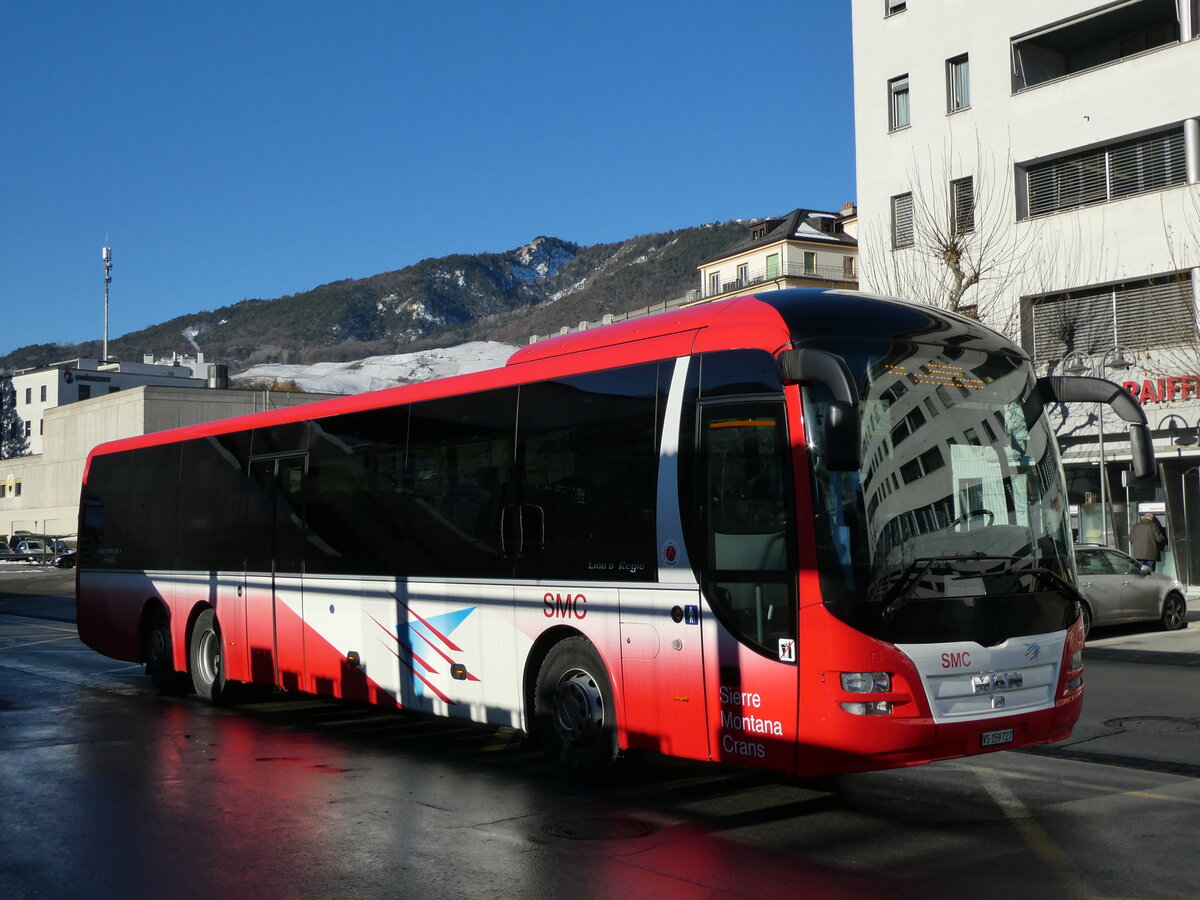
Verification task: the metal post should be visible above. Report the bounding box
[1185,472,1192,586]
[1184,466,1200,588]
[1098,403,1108,545]
[102,246,112,363]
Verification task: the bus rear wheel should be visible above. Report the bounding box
[143,612,186,694]
[189,609,227,702]
[535,638,620,780]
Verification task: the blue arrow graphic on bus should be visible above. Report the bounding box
[399,606,477,698]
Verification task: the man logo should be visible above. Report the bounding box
[971,672,1023,694]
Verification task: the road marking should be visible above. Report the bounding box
[972,766,1094,900]
[0,634,81,651]
[1123,790,1200,805]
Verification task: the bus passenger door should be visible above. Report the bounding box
[247,455,309,692]
[698,400,800,773]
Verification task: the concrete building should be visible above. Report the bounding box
[8,356,218,457]
[696,207,859,303]
[851,0,1200,581]
[1,384,335,542]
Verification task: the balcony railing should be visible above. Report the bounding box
[703,263,856,300]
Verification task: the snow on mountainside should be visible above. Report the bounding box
[233,340,518,395]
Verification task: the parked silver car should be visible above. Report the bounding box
[14,539,50,562]
[1074,544,1188,636]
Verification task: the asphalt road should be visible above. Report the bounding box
[2,566,1199,899]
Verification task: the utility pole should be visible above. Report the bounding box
[102,245,112,362]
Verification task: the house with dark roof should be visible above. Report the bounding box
[696,206,858,302]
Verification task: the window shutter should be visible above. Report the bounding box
[1108,128,1186,200]
[892,193,914,248]
[1032,273,1196,363]
[951,177,975,235]
[1026,126,1186,217]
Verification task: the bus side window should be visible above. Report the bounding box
[404,388,518,579]
[515,365,659,581]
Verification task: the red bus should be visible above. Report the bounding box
[76,288,1152,779]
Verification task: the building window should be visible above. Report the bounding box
[803,251,817,275]
[765,254,780,279]
[891,192,915,248]
[24,420,31,438]
[1030,272,1196,362]
[1024,125,1186,218]
[888,75,910,131]
[736,263,748,285]
[951,176,975,235]
[710,272,721,295]
[24,387,31,404]
[843,255,856,279]
[39,385,47,402]
[78,384,92,400]
[885,0,906,15]
[1012,0,1180,92]
[946,54,970,112]
[39,419,43,435]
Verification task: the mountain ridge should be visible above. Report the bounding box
[1,221,748,374]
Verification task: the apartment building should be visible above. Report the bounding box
[696,207,858,303]
[852,0,1200,578]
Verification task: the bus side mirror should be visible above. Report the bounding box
[1128,423,1154,480]
[1037,375,1155,480]
[778,349,861,472]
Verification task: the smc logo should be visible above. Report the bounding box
[941,651,972,668]
[543,592,587,619]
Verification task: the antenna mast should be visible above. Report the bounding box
[102,245,112,362]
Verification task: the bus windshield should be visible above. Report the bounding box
[805,339,1076,646]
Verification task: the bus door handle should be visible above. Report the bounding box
[501,503,544,556]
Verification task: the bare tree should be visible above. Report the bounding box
[860,137,1039,336]
[1139,185,1200,377]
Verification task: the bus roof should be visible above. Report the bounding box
[83,288,1017,461]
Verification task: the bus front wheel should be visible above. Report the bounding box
[534,637,620,780]
[189,609,226,702]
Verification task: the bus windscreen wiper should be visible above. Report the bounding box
[1023,566,1084,601]
[882,554,1020,620]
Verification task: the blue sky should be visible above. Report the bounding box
[1,2,855,355]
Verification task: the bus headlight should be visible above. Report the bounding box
[840,672,891,693]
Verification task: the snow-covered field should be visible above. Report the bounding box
[232,341,519,395]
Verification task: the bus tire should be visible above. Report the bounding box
[189,609,227,702]
[534,637,620,780]
[143,611,187,695]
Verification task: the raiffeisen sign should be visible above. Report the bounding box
[1122,377,1200,404]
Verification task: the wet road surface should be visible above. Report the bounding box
[2,568,1199,899]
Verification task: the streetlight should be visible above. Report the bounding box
[1162,413,1200,450]
[1064,346,1134,546]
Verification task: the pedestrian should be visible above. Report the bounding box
[1129,512,1167,571]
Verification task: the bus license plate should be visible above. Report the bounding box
[981,728,1014,748]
